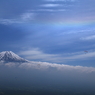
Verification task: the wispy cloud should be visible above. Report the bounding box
[0,18,22,25]
[0,12,35,25]
[21,12,35,21]
[33,9,66,12]
[63,51,95,60]
[19,48,95,63]
[19,48,61,62]
[80,35,95,40]
[40,4,62,7]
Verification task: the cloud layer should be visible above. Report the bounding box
[1,61,95,73]
[0,61,95,94]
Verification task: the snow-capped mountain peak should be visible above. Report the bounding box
[0,51,28,63]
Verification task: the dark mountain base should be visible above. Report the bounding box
[0,89,95,95]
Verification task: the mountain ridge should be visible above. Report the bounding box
[0,51,28,63]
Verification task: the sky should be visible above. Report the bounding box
[0,0,95,94]
[0,0,95,66]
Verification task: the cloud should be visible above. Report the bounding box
[0,19,22,25]
[32,9,66,12]
[80,35,95,40]
[1,61,95,93]
[63,51,95,60]
[21,12,35,21]
[0,12,35,25]
[19,48,61,62]
[1,61,95,73]
[20,61,94,73]
[19,48,95,64]
[37,9,55,12]
[40,4,62,7]
[5,62,20,67]
[56,9,66,11]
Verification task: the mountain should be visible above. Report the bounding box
[0,51,28,63]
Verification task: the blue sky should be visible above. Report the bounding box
[0,0,95,67]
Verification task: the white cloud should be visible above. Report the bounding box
[0,19,22,25]
[5,62,20,67]
[63,51,95,60]
[80,35,95,40]
[19,48,95,64]
[19,48,61,62]
[40,4,62,7]
[2,61,95,73]
[21,12,35,21]
[0,12,35,25]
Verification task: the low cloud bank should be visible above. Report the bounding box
[2,61,95,73]
[0,61,95,93]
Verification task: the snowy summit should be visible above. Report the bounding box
[0,51,28,63]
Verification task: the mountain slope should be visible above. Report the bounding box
[0,51,28,63]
